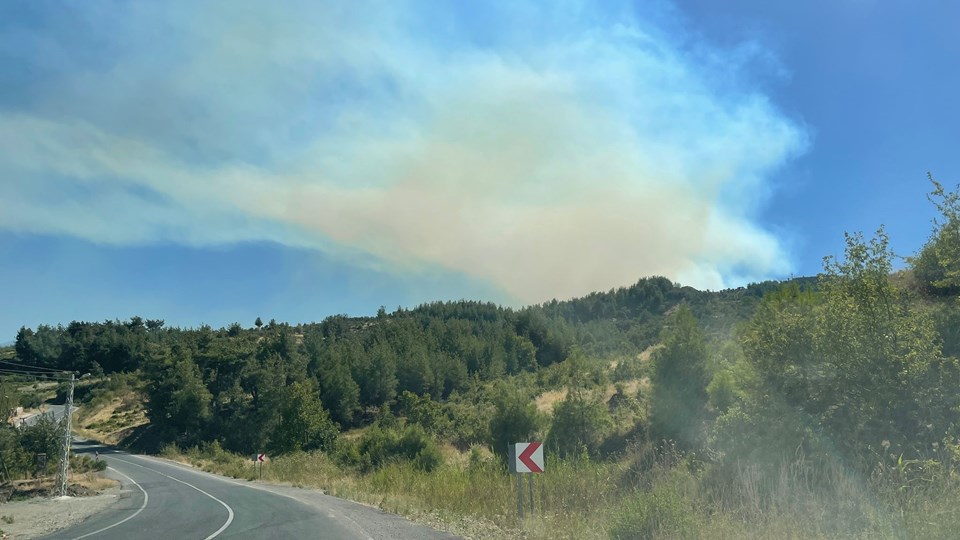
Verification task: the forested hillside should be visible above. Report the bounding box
[6,179,960,539]
[11,273,808,452]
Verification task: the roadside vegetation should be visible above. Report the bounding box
[11,177,960,538]
[0,380,110,502]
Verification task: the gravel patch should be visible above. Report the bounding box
[0,487,121,539]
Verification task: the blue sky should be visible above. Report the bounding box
[1,0,958,340]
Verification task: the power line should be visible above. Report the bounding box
[0,360,68,373]
[0,368,73,381]
[0,366,68,376]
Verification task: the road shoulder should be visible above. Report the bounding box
[0,486,122,540]
[135,454,460,539]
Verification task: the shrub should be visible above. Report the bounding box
[269,382,339,455]
[71,454,107,473]
[612,356,644,382]
[548,390,612,458]
[397,391,451,437]
[706,369,737,413]
[18,392,42,410]
[357,424,444,472]
[488,386,543,458]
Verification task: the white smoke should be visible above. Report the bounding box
[0,0,807,301]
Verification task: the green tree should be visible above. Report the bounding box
[145,348,213,446]
[913,174,960,294]
[398,391,451,436]
[706,369,737,414]
[488,385,543,458]
[816,228,957,459]
[739,228,960,464]
[270,381,339,454]
[305,335,361,426]
[649,305,709,448]
[546,349,613,457]
[359,340,398,406]
[547,390,612,458]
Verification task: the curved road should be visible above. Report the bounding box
[43,440,456,540]
[22,404,66,427]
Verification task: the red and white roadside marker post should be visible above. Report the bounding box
[509,442,544,524]
[253,453,266,480]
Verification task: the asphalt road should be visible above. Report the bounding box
[22,404,66,427]
[43,439,457,540]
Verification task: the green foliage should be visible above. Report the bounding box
[0,380,21,420]
[913,174,960,295]
[706,369,737,414]
[71,453,108,472]
[650,305,709,448]
[488,385,544,458]
[9,273,783,461]
[548,389,613,458]
[0,413,66,480]
[397,391,452,437]
[305,334,361,426]
[548,352,614,457]
[611,355,644,382]
[355,424,444,472]
[609,469,698,539]
[145,348,213,446]
[18,392,41,410]
[443,390,494,448]
[735,227,960,472]
[18,413,64,470]
[270,381,339,454]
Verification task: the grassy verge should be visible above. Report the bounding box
[154,440,960,540]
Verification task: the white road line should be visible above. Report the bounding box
[72,467,149,540]
[113,457,235,540]
[134,455,374,540]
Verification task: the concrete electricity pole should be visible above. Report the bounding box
[56,373,74,498]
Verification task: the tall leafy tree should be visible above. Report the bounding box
[488,385,543,458]
[737,228,960,465]
[816,228,957,459]
[913,175,960,294]
[650,305,709,448]
[145,347,213,446]
[305,334,361,426]
[270,381,338,454]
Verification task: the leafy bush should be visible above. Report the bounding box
[706,369,737,413]
[269,381,339,454]
[612,355,644,382]
[71,454,107,472]
[397,391,451,437]
[18,392,42,410]
[548,390,612,458]
[356,424,443,472]
[488,385,543,459]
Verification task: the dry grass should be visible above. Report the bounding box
[535,390,567,413]
[637,344,662,363]
[537,379,644,414]
[159,439,960,540]
[75,392,148,444]
[71,472,118,492]
[11,472,117,497]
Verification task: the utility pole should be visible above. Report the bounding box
[56,373,74,498]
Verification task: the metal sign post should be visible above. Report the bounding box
[528,474,535,514]
[254,453,265,480]
[515,473,524,520]
[509,442,544,524]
